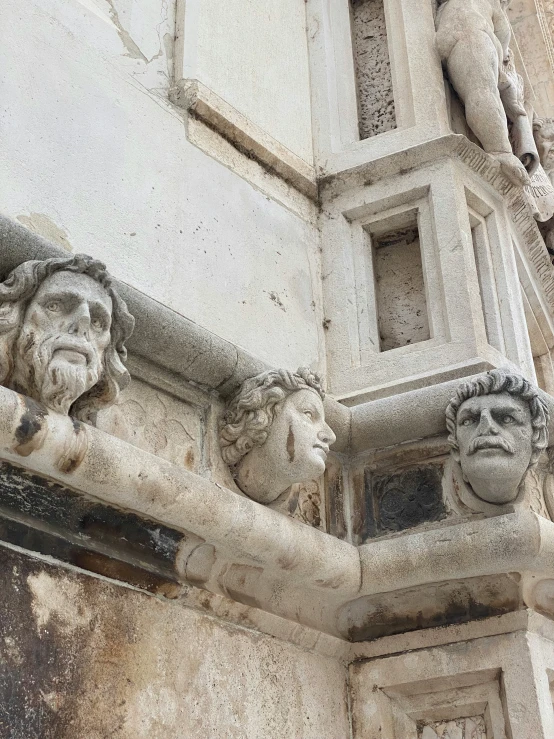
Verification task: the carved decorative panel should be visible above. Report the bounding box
[96,380,204,472]
[364,465,446,538]
[420,716,487,739]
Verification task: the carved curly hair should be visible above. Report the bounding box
[219,367,325,466]
[0,254,135,421]
[445,369,549,464]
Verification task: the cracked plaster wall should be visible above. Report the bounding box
[0,0,324,372]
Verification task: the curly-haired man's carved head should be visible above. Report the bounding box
[0,254,134,421]
[220,368,336,504]
[445,369,549,505]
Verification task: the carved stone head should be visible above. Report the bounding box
[0,254,135,420]
[445,370,549,505]
[220,368,336,504]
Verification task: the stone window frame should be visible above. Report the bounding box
[350,632,554,738]
[306,0,447,178]
[348,199,442,366]
[321,163,541,401]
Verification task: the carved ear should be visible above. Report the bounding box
[451,447,461,464]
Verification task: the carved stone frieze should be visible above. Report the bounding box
[445,369,549,507]
[0,255,134,422]
[219,368,336,504]
[456,138,554,302]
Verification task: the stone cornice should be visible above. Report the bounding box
[2,383,554,640]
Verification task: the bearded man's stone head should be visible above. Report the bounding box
[0,255,135,421]
[445,369,549,505]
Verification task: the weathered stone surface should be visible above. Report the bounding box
[374,227,430,351]
[0,545,349,739]
[350,0,396,138]
[96,378,204,472]
[220,368,335,504]
[364,465,446,539]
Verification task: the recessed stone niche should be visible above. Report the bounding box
[468,210,505,354]
[364,464,446,540]
[350,0,396,138]
[373,225,430,351]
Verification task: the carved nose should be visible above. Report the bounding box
[478,410,499,435]
[319,423,336,447]
[68,304,91,339]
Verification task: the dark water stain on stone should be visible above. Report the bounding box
[56,419,88,474]
[286,425,295,463]
[0,546,85,738]
[14,397,48,457]
[343,575,521,642]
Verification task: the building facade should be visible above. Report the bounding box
[3,0,554,736]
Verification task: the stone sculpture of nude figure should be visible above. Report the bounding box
[436,0,530,186]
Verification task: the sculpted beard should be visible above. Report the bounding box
[13,325,100,414]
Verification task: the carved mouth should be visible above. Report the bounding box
[52,343,92,366]
[313,444,329,457]
[468,437,514,455]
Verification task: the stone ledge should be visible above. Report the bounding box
[0,214,353,453]
[170,80,318,200]
[0,384,360,635]
[3,384,554,639]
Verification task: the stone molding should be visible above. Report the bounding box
[5,214,554,458]
[537,0,554,74]
[2,383,554,637]
[0,215,271,400]
[170,80,318,200]
[456,138,554,315]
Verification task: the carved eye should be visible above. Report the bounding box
[46,301,61,312]
[460,418,473,426]
[502,415,515,424]
[303,410,314,420]
[91,317,105,331]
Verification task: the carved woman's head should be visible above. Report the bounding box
[0,255,134,420]
[220,368,336,503]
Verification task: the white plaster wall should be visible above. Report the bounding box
[190,0,314,164]
[0,0,323,372]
